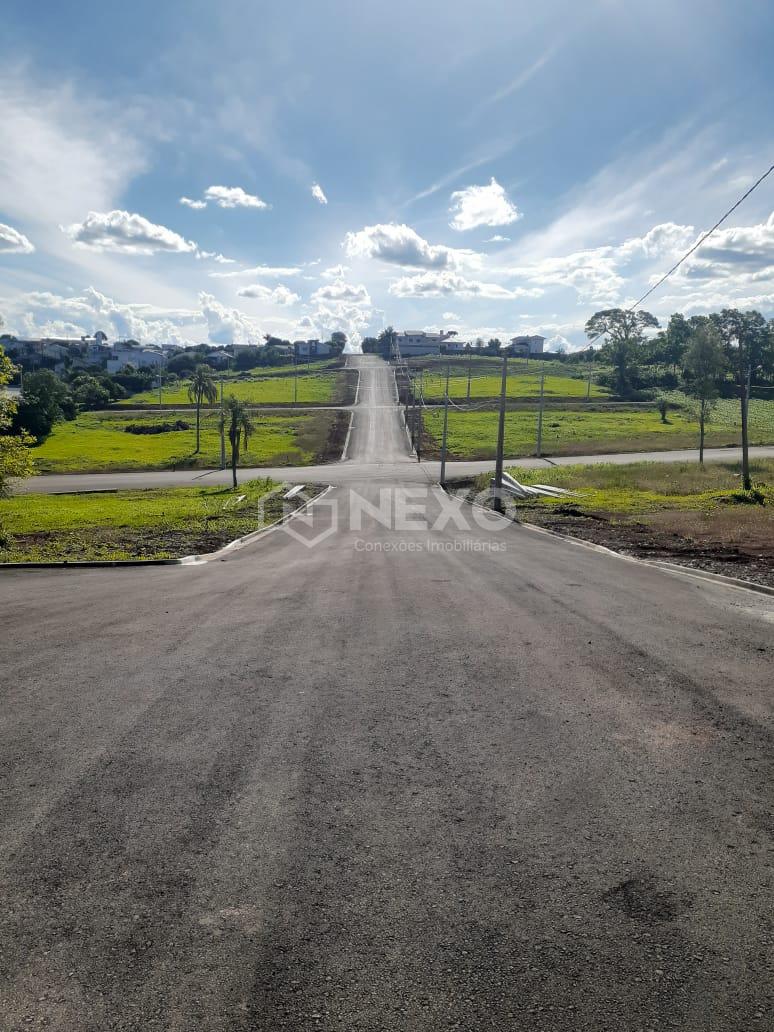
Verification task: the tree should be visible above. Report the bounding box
[13,369,75,441]
[71,374,111,411]
[377,327,397,360]
[684,320,725,465]
[710,308,768,489]
[329,331,347,355]
[585,308,659,397]
[187,364,218,453]
[487,338,502,354]
[0,345,34,498]
[662,313,691,373]
[223,396,254,488]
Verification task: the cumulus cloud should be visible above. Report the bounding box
[198,292,258,345]
[204,185,268,209]
[236,283,300,305]
[344,222,478,269]
[180,196,207,210]
[311,182,328,205]
[449,178,522,232]
[680,211,774,278]
[0,222,35,254]
[485,234,510,243]
[62,210,197,255]
[389,270,543,299]
[311,280,371,305]
[3,287,201,344]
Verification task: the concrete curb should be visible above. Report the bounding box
[0,486,331,572]
[454,491,774,600]
[517,519,774,599]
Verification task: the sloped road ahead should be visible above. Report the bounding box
[1,356,773,1031]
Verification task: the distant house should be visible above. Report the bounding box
[509,335,545,357]
[395,331,454,357]
[293,339,331,358]
[106,344,164,374]
[443,340,473,353]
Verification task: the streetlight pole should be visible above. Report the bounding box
[493,352,508,514]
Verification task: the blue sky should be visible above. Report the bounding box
[0,0,772,350]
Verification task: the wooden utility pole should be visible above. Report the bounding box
[467,351,472,401]
[741,363,751,490]
[493,353,508,513]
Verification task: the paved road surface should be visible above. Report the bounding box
[1,356,773,1030]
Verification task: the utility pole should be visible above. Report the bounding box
[219,370,226,469]
[536,370,546,457]
[493,352,508,514]
[293,345,298,404]
[440,362,451,487]
[741,362,751,490]
[467,351,472,402]
[586,363,593,400]
[158,356,163,407]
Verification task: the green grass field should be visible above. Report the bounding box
[30,409,343,473]
[118,371,342,406]
[0,479,285,562]
[495,459,774,515]
[422,404,768,460]
[419,369,607,401]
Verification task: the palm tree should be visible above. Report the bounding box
[223,395,254,488]
[187,365,218,453]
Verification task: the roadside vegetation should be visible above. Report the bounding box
[421,405,760,460]
[117,370,345,407]
[466,458,774,588]
[28,409,347,473]
[0,478,292,562]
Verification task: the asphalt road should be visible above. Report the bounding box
[1,356,773,1030]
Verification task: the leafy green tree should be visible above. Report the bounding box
[71,374,111,411]
[662,313,691,373]
[585,308,659,396]
[187,364,218,453]
[0,344,34,498]
[13,369,75,441]
[486,338,502,354]
[684,320,725,465]
[329,331,347,355]
[223,396,255,488]
[710,308,768,488]
[377,326,397,359]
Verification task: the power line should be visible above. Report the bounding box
[587,160,774,347]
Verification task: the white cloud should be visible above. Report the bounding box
[237,283,300,305]
[389,270,542,299]
[180,196,207,210]
[544,334,573,352]
[311,182,328,205]
[321,264,350,279]
[344,222,478,269]
[485,234,510,243]
[62,210,197,255]
[442,311,461,320]
[311,280,371,305]
[204,185,269,209]
[198,292,258,345]
[0,222,35,254]
[209,263,303,279]
[680,211,774,278]
[2,287,201,344]
[449,178,522,232]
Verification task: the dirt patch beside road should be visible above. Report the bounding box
[520,503,774,589]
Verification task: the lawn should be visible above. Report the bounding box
[421,403,773,459]
[419,369,608,401]
[118,370,346,406]
[30,409,346,473]
[0,478,290,562]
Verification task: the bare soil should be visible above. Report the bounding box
[518,502,774,589]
